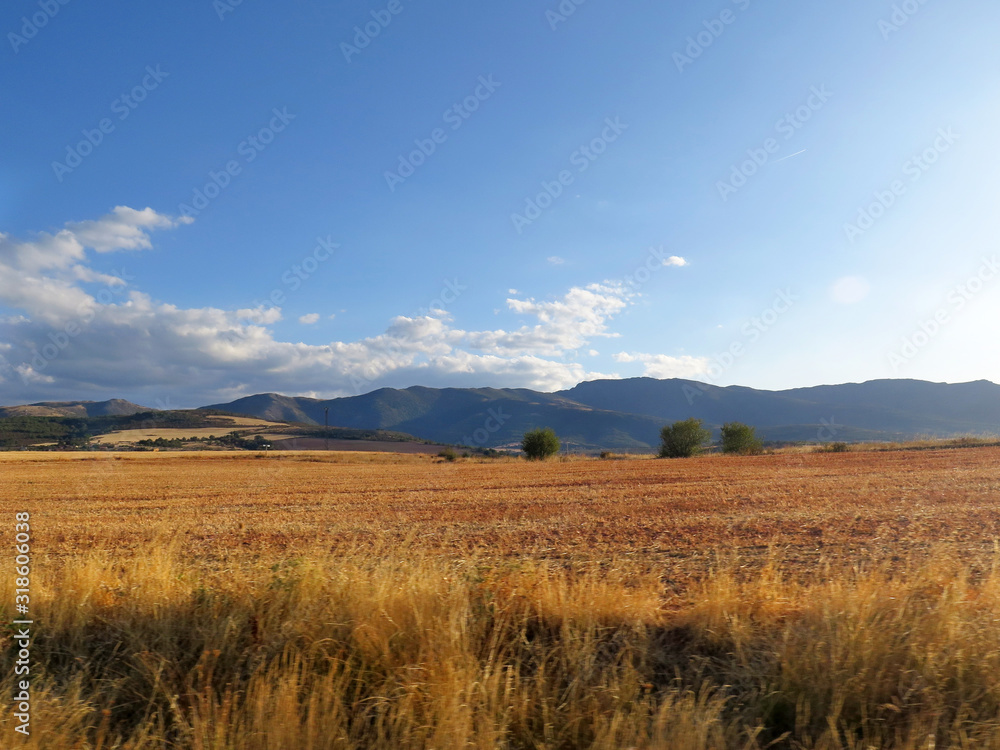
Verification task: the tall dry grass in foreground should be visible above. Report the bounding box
[3,541,1000,749]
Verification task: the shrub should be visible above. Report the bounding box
[659,418,712,458]
[438,448,457,462]
[720,422,763,455]
[522,428,560,461]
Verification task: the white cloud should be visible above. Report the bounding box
[238,307,283,325]
[464,283,630,357]
[0,208,708,405]
[614,352,710,379]
[663,255,688,267]
[14,364,54,384]
[67,206,193,253]
[0,206,191,327]
[547,256,566,265]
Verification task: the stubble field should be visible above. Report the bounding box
[2,448,1000,748]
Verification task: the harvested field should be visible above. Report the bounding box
[2,448,1000,748]
[4,447,999,571]
[90,417,290,445]
[267,436,452,453]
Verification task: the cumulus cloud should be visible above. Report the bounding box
[0,208,708,405]
[237,307,283,325]
[614,352,710,379]
[663,255,688,267]
[67,206,193,253]
[464,283,630,357]
[547,256,566,265]
[0,206,191,326]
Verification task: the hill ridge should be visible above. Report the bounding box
[201,378,1000,451]
[6,380,998,451]
[0,399,153,419]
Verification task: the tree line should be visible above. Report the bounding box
[658,418,762,457]
[518,419,763,461]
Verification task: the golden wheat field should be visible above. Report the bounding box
[2,448,1000,749]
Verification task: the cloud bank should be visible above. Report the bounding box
[0,207,700,405]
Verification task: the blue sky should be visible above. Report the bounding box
[1,0,998,407]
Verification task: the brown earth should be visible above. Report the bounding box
[3,446,999,579]
[267,436,452,453]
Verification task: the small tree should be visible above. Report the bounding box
[720,422,763,455]
[522,427,560,460]
[659,418,712,458]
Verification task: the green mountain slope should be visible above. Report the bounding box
[206,378,1000,451]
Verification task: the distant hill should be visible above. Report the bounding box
[202,393,319,424]
[207,378,1000,451]
[559,378,1000,440]
[0,407,195,448]
[0,401,443,451]
[6,379,998,452]
[0,399,152,419]
[208,387,663,451]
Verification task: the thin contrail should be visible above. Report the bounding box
[772,149,807,164]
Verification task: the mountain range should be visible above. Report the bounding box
[4,379,999,452]
[0,399,150,419]
[206,378,1000,451]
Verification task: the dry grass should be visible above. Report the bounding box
[90,417,288,446]
[2,448,1000,748]
[92,428,245,444]
[846,435,1000,452]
